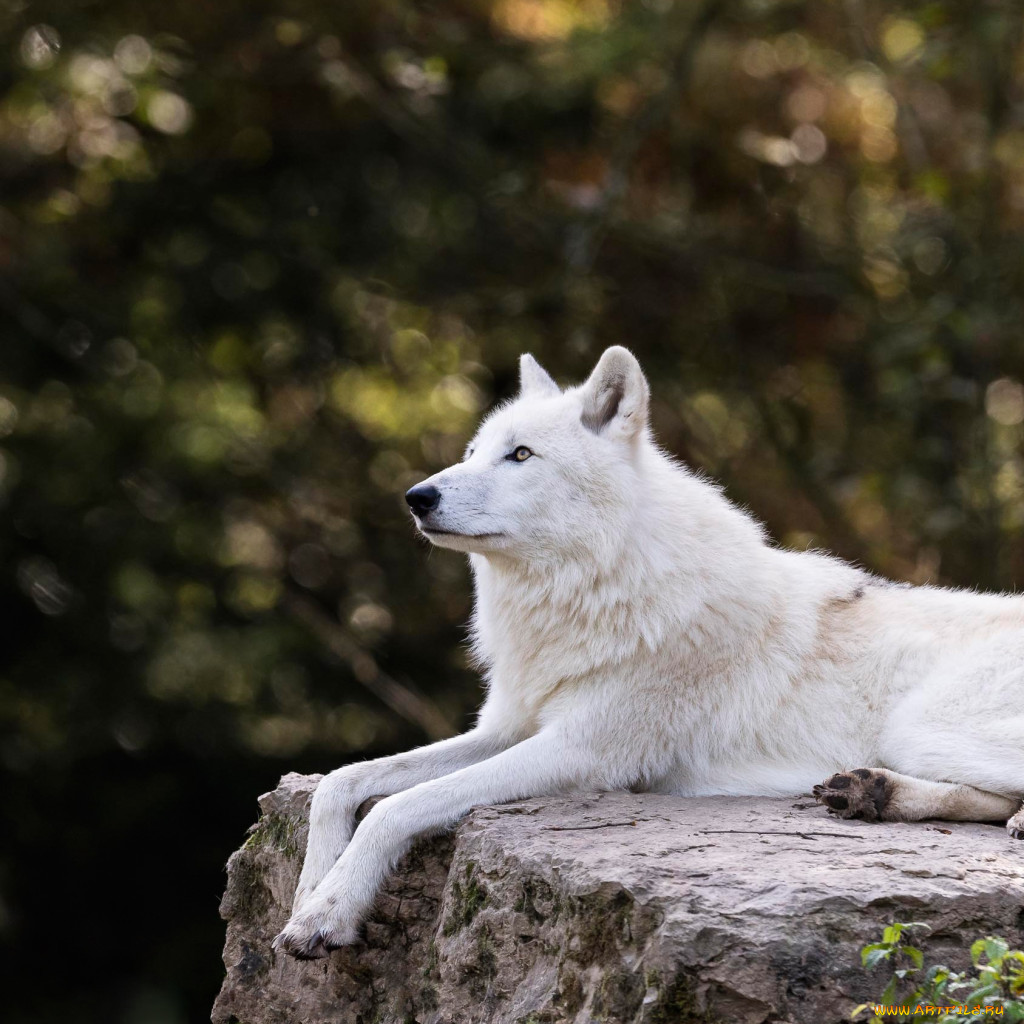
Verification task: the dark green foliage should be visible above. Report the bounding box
[3,2,1024,1022]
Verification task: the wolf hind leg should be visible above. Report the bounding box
[1008,802,1024,840]
[814,767,1019,824]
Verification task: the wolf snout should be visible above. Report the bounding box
[405,483,441,516]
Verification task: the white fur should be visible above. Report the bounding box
[274,347,1024,958]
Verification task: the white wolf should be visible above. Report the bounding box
[275,346,1024,959]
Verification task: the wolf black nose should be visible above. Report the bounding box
[405,483,441,516]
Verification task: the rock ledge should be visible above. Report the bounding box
[213,774,1024,1024]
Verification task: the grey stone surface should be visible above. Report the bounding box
[213,774,1024,1024]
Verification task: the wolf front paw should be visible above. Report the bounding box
[272,923,331,961]
[272,906,361,960]
[813,768,892,822]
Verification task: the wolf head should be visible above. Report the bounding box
[405,346,651,559]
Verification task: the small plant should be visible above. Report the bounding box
[854,922,1024,1020]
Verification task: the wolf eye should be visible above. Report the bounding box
[509,446,534,462]
[464,448,474,461]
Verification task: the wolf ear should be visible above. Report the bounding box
[579,346,649,440]
[519,353,560,397]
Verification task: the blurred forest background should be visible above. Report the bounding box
[3,0,1024,1021]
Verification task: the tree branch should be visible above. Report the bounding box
[282,590,456,742]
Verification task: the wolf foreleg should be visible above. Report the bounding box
[293,728,510,915]
[274,729,592,958]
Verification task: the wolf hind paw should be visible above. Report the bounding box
[813,768,891,822]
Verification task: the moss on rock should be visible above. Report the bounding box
[242,811,303,858]
[443,862,488,936]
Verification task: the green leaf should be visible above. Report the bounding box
[864,947,893,969]
[984,937,1010,962]
[903,945,924,969]
[963,981,999,1002]
[880,975,899,1005]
